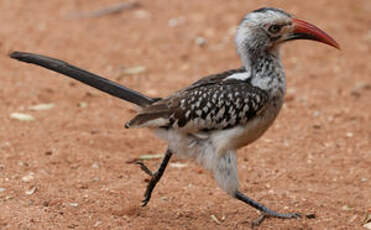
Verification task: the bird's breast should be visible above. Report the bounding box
[211,96,284,154]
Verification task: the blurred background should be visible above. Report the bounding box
[0,0,370,229]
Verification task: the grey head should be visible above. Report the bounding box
[235,7,340,66]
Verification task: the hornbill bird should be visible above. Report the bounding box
[10,7,339,226]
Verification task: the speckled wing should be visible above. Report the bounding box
[126,69,268,132]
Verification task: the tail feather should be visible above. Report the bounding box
[9,51,157,107]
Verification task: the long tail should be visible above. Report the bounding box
[9,51,157,107]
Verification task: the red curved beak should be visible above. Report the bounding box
[287,18,340,49]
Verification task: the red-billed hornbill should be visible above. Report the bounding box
[10,7,339,226]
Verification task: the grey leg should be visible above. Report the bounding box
[234,191,301,226]
[136,149,173,206]
[213,151,302,226]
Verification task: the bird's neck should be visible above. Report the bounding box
[241,47,286,97]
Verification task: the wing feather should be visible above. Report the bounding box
[126,68,268,132]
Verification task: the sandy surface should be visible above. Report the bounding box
[0,0,370,229]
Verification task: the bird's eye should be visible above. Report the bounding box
[268,24,282,34]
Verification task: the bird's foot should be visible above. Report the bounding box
[135,161,158,206]
[234,191,315,227]
[135,149,173,207]
[252,211,302,227]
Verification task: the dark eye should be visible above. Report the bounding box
[268,24,282,34]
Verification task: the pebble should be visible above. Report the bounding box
[78,102,88,108]
[69,203,79,207]
[195,36,207,47]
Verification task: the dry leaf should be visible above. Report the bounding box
[10,113,35,121]
[25,186,37,195]
[123,66,146,75]
[28,103,55,111]
[138,154,163,160]
[22,172,35,182]
[170,162,188,168]
[342,205,353,211]
[211,214,221,224]
[364,213,371,224]
[364,223,371,230]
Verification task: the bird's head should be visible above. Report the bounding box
[235,7,339,62]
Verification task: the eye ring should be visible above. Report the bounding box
[268,24,282,34]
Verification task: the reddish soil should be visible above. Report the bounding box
[1,0,370,229]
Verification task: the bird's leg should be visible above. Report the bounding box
[212,151,301,226]
[234,191,301,226]
[136,149,173,206]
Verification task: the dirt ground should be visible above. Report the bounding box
[0,0,370,229]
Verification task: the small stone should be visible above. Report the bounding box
[195,36,207,47]
[346,132,353,137]
[69,203,79,207]
[78,102,88,108]
[361,178,368,182]
[0,188,5,193]
[92,163,99,169]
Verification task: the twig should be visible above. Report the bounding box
[68,2,140,19]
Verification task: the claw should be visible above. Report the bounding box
[136,161,153,176]
[135,150,173,207]
[142,199,149,207]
